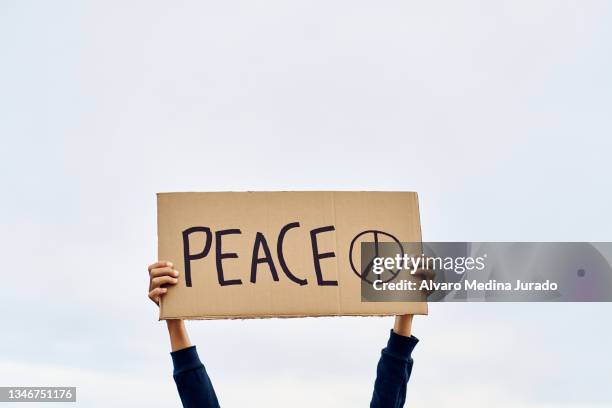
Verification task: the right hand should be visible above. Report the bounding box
[394,260,436,337]
[147,261,179,306]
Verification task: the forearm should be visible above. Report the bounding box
[171,345,220,408]
[167,320,220,407]
[370,330,419,408]
[393,315,413,337]
[167,319,192,352]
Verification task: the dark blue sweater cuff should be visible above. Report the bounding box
[171,345,203,375]
[387,330,419,359]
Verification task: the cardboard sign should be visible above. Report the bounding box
[157,192,427,319]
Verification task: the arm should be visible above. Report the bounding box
[370,315,419,408]
[167,319,191,352]
[148,261,220,408]
[393,314,413,337]
[370,262,433,408]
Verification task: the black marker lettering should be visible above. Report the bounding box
[277,222,307,285]
[182,226,212,287]
[250,232,279,283]
[215,229,243,286]
[310,225,338,286]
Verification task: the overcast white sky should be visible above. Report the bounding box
[1,1,611,407]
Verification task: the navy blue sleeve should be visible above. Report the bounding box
[171,346,220,408]
[370,330,419,408]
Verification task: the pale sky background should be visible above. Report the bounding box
[1,1,611,407]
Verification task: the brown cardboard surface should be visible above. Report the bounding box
[157,192,427,319]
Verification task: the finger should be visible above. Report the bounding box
[149,267,179,279]
[150,275,179,289]
[404,256,431,270]
[148,261,173,272]
[412,268,436,296]
[148,287,167,304]
[413,268,435,281]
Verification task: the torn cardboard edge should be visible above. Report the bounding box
[159,313,422,321]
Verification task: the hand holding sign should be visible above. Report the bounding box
[413,258,436,297]
[393,260,435,336]
[147,261,179,305]
[147,260,192,352]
